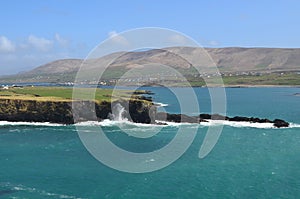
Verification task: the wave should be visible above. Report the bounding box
[202,120,275,129]
[76,120,178,128]
[0,182,86,199]
[0,120,300,129]
[77,119,300,129]
[203,120,300,129]
[154,102,169,107]
[0,121,65,127]
[290,123,300,128]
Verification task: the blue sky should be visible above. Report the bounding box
[1,0,300,75]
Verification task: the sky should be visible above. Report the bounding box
[1,0,300,75]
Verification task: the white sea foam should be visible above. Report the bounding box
[0,121,65,127]
[200,120,276,129]
[154,102,168,107]
[76,120,155,127]
[290,123,300,128]
[0,182,86,199]
[74,121,102,126]
[0,120,299,130]
[109,103,128,121]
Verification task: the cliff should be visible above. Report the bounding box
[0,98,156,124]
[0,98,289,128]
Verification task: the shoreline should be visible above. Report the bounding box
[197,84,300,88]
[0,119,297,129]
[0,85,294,128]
[1,82,300,88]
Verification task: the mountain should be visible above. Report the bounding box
[1,47,300,83]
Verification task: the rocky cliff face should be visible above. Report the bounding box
[0,99,289,128]
[0,99,74,124]
[0,99,156,124]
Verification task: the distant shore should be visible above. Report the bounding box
[1,82,299,89]
[198,84,300,88]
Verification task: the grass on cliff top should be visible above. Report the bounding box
[0,87,146,102]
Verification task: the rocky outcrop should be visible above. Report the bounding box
[115,99,156,124]
[228,116,272,123]
[155,112,289,128]
[156,112,207,123]
[199,113,228,120]
[273,119,289,128]
[0,99,74,124]
[0,98,290,128]
[0,99,156,124]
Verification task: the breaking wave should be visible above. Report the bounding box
[0,121,65,127]
[154,102,169,107]
[0,120,299,129]
[0,182,86,199]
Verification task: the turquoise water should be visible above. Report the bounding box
[0,87,300,198]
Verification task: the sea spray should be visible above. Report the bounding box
[109,103,128,121]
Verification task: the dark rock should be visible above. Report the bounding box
[155,121,168,125]
[211,114,229,120]
[156,112,207,123]
[228,116,251,122]
[228,116,275,124]
[200,113,228,120]
[127,100,156,124]
[137,96,152,101]
[253,118,272,123]
[273,119,289,128]
[199,114,211,119]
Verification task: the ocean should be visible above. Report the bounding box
[0,87,300,198]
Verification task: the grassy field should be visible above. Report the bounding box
[0,87,145,102]
[184,73,300,87]
[222,73,300,85]
[1,72,299,88]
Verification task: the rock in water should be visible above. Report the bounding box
[273,119,289,128]
[156,112,207,123]
[158,112,289,128]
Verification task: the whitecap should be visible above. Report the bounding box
[154,102,168,107]
[76,119,300,130]
[145,158,155,163]
[289,123,300,128]
[0,121,65,127]
[7,183,87,199]
[200,120,275,129]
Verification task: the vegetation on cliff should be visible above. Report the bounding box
[0,86,290,127]
[0,86,150,102]
[0,87,155,124]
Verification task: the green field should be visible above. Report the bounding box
[184,73,300,87]
[0,87,146,102]
[1,71,299,87]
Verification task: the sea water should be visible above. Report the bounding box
[0,87,300,198]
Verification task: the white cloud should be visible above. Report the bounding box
[28,35,53,51]
[168,34,189,45]
[108,31,129,46]
[55,33,69,47]
[208,40,220,46]
[0,33,88,75]
[0,36,15,53]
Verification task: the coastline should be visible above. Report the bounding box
[207,84,300,88]
[0,98,156,125]
[0,85,294,127]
